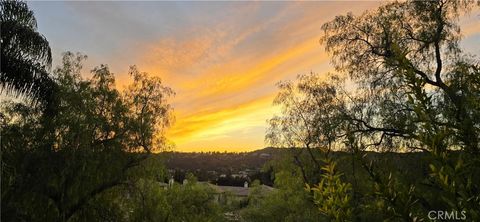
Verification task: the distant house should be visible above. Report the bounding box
[231,173,248,179]
[199,182,275,206]
[158,179,275,206]
[207,170,217,175]
[259,153,271,158]
[158,182,169,190]
[238,171,249,177]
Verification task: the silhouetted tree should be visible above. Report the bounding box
[0,0,56,105]
[1,52,174,221]
[265,0,480,220]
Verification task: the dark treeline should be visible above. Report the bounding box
[159,149,276,186]
[1,0,480,221]
[162,148,277,172]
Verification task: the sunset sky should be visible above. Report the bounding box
[28,1,480,152]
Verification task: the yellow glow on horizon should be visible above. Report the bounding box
[109,4,480,153]
[167,94,277,142]
[152,35,331,152]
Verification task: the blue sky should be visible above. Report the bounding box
[26,1,480,152]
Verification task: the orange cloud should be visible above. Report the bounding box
[128,4,374,152]
[108,2,479,152]
[167,93,276,143]
[460,8,480,37]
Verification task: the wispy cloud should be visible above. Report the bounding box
[29,1,480,151]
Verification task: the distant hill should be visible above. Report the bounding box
[160,147,281,172]
[155,148,432,188]
[153,148,282,185]
[158,148,429,174]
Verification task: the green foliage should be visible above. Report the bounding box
[0,4,219,221]
[264,0,480,221]
[241,155,325,222]
[242,190,322,222]
[124,66,175,152]
[428,153,480,220]
[266,72,344,152]
[321,0,480,220]
[307,158,352,222]
[1,52,174,221]
[67,170,224,222]
[118,177,223,222]
[163,181,224,221]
